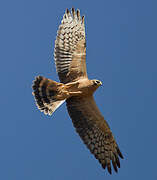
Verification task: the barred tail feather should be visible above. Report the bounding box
[32,76,65,115]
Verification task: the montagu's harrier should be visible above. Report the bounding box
[32,8,123,174]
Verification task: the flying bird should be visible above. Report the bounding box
[32,8,123,174]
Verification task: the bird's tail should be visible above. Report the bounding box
[32,76,65,115]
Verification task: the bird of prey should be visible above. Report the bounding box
[32,8,123,174]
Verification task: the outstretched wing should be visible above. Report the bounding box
[54,8,87,84]
[66,96,123,174]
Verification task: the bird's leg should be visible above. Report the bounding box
[61,90,82,96]
[69,91,82,96]
[65,81,79,88]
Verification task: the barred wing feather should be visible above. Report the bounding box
[54,8,87,83]
[66,96,123,174]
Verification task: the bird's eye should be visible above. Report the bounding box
[96,80,100,84]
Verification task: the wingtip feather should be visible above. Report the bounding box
[76,9,80,20]
[72,7,75,17]
[107,164,112,174]
[82,15,85,24]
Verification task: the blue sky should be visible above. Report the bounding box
[0,0,157,179]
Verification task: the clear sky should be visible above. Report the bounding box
[0,0,157,179]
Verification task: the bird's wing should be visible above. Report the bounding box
[54,8,87,84]
[66,96,123,174]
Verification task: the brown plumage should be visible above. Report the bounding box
[32,8,123,174]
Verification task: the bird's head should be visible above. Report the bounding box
[92,79,102,87]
